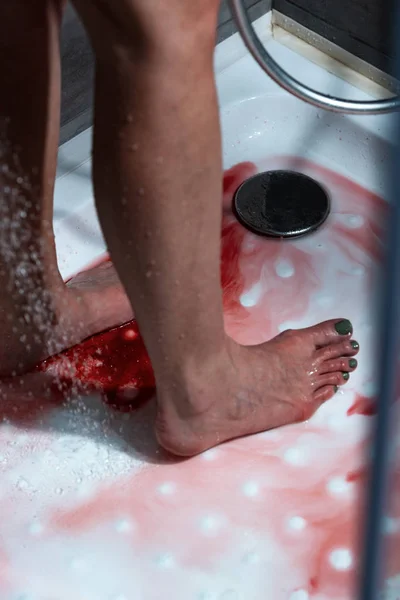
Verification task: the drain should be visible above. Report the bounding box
[233,170,330,238]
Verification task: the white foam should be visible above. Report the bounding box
[16,477,30,491]
[220,590,239,600]
[198,592,214,600]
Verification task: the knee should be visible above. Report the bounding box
[131,0,221,64]
[77,0,221,66]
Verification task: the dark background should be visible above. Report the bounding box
[274,0,394,75]
[60,0,393,145]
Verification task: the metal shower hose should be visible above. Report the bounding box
[229,0,400,115]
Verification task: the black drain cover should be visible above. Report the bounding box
[233,170,330,238]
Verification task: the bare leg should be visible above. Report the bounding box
[73,0,359,456]
[0,0,132,375]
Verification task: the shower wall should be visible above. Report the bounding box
[60,0,272,145]
[273,0,394,75]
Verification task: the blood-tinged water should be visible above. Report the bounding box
[348,394,377,417]
[2,157,399,600]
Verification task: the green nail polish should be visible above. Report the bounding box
[335,319,353,336]
[334,385,339,393]
[351,340,359,350]
[343,372,350,381]
[349,358,358,369]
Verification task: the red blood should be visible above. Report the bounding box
[347,394,377,417]
[222,162,257,212]
[221,221,246,314]
[308,576,319,595]
[221,162,257,314]
[346,467,367,483]
[39,320,155,412]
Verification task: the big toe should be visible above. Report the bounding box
[303,318,353,348]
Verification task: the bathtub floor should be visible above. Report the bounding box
[1,15,399,600]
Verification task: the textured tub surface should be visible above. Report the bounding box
[1,17,398,600]
[1,156,396,600]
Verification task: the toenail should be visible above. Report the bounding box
[335,320,353,336]
[334,385,339,393]
[351,340,359,350]
[342,372,350,380]
[349,358,357,369]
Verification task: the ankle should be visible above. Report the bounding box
[156,336,235,411]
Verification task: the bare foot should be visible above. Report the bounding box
[0,261,133,376]
[155,319,359,456]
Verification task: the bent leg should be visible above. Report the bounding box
[0,0,132,375]
[0,0,68,373]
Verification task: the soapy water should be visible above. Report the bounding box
[0,155,398,599]
[0,127,90,405]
